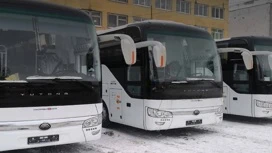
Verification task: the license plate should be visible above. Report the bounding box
[186,119,202,126]
[28,135,59,145]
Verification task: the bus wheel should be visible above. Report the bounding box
[102,103,111,128]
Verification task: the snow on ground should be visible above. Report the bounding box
[5,115,272,153]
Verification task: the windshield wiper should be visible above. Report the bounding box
[26,76,97,90]
[26,76,83,80]
[171,80,188,84]
[0,80,28,86]
[170,78,215,84]
[0,80,27,83]
[186,77,215,81]
[26,76,83,85]
[186,77,222,88]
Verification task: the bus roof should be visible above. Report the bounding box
[216,36,272,42]
[0,0,91,23]
[97,20,209,36]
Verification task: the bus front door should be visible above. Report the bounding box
[229,61,252,116]
[223,85,230,114]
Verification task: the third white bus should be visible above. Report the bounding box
[217,36,272,117]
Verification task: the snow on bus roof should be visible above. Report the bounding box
[215,38,231,42]
[97,20,184,35]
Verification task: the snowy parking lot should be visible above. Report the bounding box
[6,115,272,153]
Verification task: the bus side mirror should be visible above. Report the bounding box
[241,51,253,70]
[152,44,166,68]
[135,41,166,68]
[118,37,137,65]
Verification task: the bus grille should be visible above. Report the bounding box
[172,108,217,115]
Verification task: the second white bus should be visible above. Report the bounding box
[98,21,223,131]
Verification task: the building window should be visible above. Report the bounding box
[195,25,208,31]
[155,0,172,10]
[176,0,191,14]
[212,28,224,39]
[133,0,151,7]
[110,0,128,3]
[194,3,209,17]
[133,17,148,23]
[108,14,128,28]
[212,7,224,19]
[90,11,102,26]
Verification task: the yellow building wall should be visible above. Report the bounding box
[47,0,229,37]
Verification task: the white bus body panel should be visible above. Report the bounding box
[0,103,102,151]
[223,82,272,117]
[102,65,223,130]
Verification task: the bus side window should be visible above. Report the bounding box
[233,63,249,81]
[126,52,142,98]
[0,45,8,80]
[101,45,126,86]
[127,66,141,81]
[232,62,250,93]
[127,66,141,97]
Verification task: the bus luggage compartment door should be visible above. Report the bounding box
[109,89,123,122]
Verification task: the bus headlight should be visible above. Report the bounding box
[256,100,272,108]
[147,107,173,118]
[82,114,102,128]
[215,106,223,115]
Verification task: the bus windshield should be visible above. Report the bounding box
[255,43,272,82]
[0,13,100,82]
[147,31,221,83]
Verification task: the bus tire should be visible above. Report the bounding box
[102,103,111,128]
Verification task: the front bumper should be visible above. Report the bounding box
[145,107,223,131]
[0,117,101,151]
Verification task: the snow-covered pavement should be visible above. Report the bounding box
[6,115,272,153]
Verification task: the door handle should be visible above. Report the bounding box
[233,97,238,100]
[127,103,131,107]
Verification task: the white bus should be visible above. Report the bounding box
[98,21,224,131]
[0,0,107,151]
[216,36,272,117]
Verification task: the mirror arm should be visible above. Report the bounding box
[218,48,251,54]
[251,51,272,56]
[218,48,253,70]
[135,41,163,49]
[98,34,134,45]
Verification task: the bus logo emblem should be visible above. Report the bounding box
[39,123,51,130]
[193,110,200,115]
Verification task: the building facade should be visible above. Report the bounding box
[47,0,229,39]
[229,0,272,37]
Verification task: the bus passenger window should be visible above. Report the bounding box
[0,45,8,80]
[127,66,141,81]
[127,66,141,97]
[233,63,248,81]
[232,63,249,93]
[127,85,141,97]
